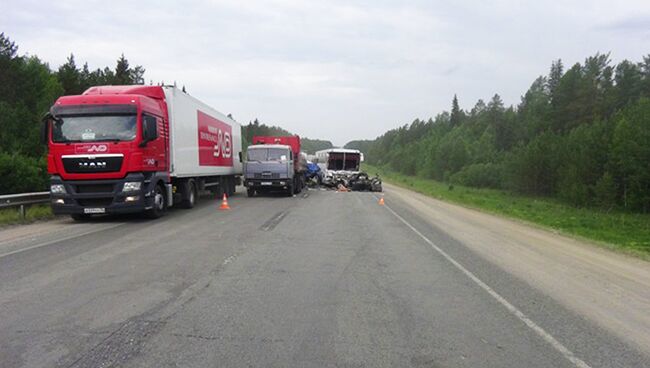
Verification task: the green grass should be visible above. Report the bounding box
[364,164,650,258]
[0,204,55,226]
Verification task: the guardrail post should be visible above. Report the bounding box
[19,204,26,221]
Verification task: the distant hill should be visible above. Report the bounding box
[241,119,333,153]
[301,138,333,154]
[343,140,374,155]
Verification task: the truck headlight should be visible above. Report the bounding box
[122,182,142,192]
[51,184,66,194]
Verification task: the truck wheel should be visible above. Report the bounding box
[287,184,294,197]
[180,179,197,209]
[215,180,225,198]
[226,177,235,196]
[145,184,167,219]
[70,214,91,222]
[293,177,302,194]
[247,188,255,197]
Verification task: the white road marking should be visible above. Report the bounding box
[0,223,126,259]
[379,197,592,368]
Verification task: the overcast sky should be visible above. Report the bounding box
[3,0,649,145]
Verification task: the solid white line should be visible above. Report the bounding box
[380,199,592,368]
[0,223,126,259]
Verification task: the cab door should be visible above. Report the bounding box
[141,114,166,172]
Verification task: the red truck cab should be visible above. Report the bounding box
[44,85,171,219]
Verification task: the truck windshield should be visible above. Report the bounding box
[52,115,137,143]
[247,148,289,161]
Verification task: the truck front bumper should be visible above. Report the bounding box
[50,174,156,215]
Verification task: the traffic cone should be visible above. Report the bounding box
[378,196,385,205]
[219,193,230,210]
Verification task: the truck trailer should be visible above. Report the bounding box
[244,135,307,196]
[42,85,243,220]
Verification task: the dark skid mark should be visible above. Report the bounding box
[260,211,289,231]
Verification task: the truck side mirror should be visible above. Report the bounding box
[40,115,50,145]
[140,115,158,147]
[238,152,243,163]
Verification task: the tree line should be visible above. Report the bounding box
[242,118,333,154]
[360,54,650,213]
[0,33,145,194]
[0,32,333,194]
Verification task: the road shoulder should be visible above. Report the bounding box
[384,182,650,355]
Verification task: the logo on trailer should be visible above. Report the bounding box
[197,111,233,167]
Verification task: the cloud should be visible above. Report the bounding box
[3,0,650,145]
[597,16,650,35]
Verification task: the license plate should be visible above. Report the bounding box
[84,207,105,214]
[261,182,272,186]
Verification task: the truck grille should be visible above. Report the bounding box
[254,172,280,179]
[62,155,123,173]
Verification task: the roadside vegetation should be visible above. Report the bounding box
[350,53,650,257]
[365,163,650,258]
[351,54,650,215]
[0,204,54,226]
[241,119,333,153]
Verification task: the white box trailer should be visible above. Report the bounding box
[163,86,243,177]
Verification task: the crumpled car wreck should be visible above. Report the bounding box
[322,171,383,192]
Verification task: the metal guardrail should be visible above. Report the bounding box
[0,192,50,219]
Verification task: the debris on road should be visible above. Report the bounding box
[324,171,383,192]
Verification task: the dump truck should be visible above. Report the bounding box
[42,85,243,220]
[244,136,307,196]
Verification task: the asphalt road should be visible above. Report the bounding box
[0,185,648,367]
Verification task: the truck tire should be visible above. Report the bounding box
[215,179,225,198]
[293,177,302,194]
[286,184,294,197]
[145,184,167,219]
[226,176,235,196]
[70,214,91,222]
[179,179,197,209]
[247,188,255,197]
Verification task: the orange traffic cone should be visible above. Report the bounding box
[219,193,230,210]
[378,196,385,205]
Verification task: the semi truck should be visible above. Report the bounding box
[42,85,243,220]
[243,136,306,197]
